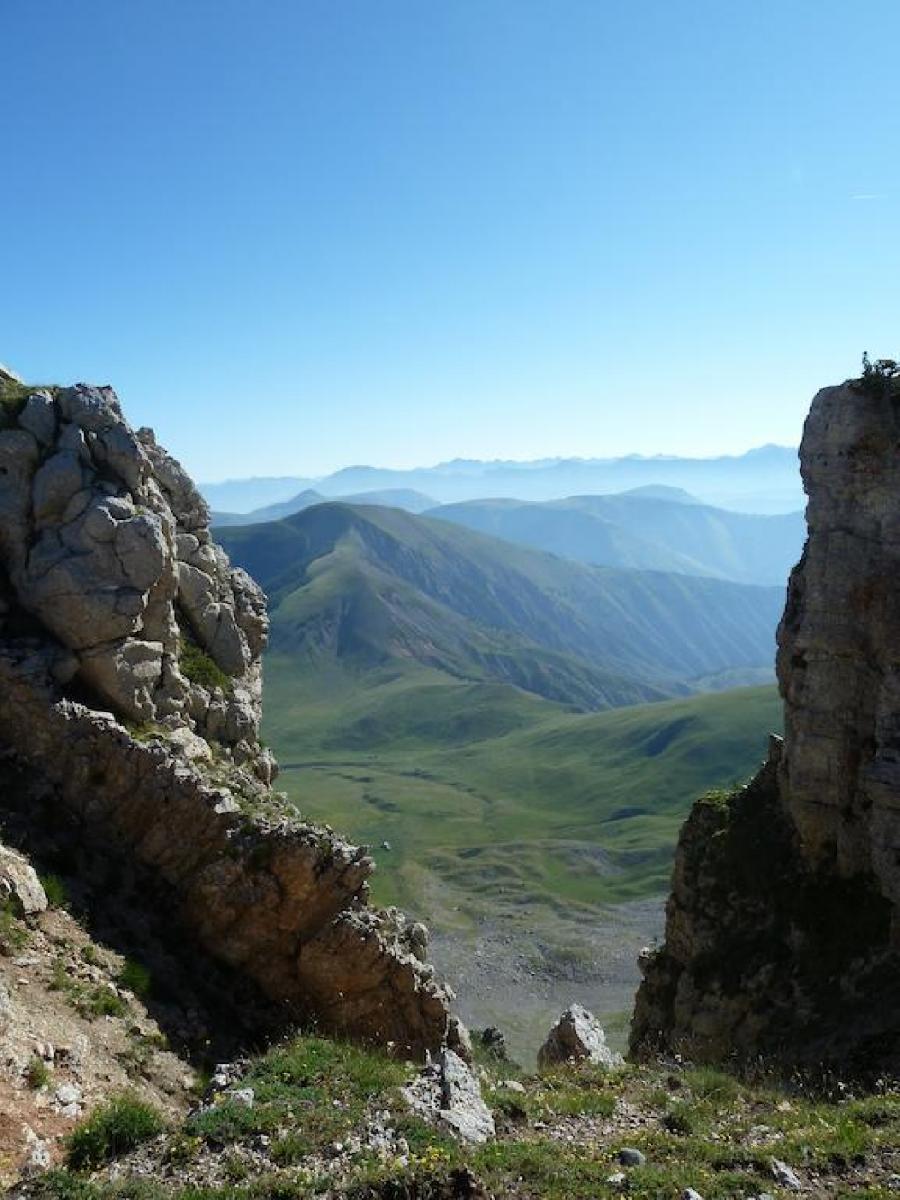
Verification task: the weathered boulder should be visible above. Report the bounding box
[0,843,47,916]
[631,375,900,1072]
[537,1003,623,1069]
[403,1049,495,1144]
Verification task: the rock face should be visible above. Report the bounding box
[0,384,270,772]
[0,376,453,1058]
[537,1004,623,1070]
[631,377,900,1071]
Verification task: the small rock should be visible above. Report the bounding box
[55,1082,81,1106]
[22,1126,52,1176]
[501,1079,526,1094]
[606,1172,627,1186]
[211,1062,240,1089]
[54,1081,83,1118]
[618,1147,646,1167]
[771,1159,803,1190]
[0,985,11,1031]
[229,1087,255,1107]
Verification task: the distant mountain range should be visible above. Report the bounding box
[201,444,802,515]
[429,492,805,586]
[214,484,805,587]
[212,487,435,526]
[218,502,783,711]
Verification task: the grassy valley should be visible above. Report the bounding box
[263,657,781,1059]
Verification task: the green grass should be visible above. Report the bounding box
[26,1055,52,1089]
[264,658,781,915]
[49,955,128,1019]
[40,872,70,909]
[29,1053,900,1199]
[185,1033,409,1161]
[0,899,30,954]
[67,1095,165,1170]
[118,958,153,998]
[179,639,232,692]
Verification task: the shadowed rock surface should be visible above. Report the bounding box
[0,371,453,1058]
[631,376,900,1072]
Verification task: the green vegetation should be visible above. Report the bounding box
[179,639,232,692]
[40,872,70,909]
[0,899,29,954]
[118,958,153,999]
[185,1034,408,1161]
[49,956,128,1020]
[26,1055,52,1089]
[0,373,33,425]
[859,350,899,396]
[67,1095,165,1170]
[264,660,781,915]
[30,1041,900,1199]
[0,372,59,427]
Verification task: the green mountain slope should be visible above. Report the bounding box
[218,502,783,708]
[264,664,782,910]
[430,493,805,585]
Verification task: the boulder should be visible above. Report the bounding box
[0,844,47,915]
[537,1003,623,1069]
[403,1049,495,1144]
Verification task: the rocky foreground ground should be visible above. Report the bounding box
[3,866,898,1199]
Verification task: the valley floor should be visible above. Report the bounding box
[427,898,664,1066]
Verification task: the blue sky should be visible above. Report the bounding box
[3,1,899,480]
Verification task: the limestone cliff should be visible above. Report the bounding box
[631,375,900,1072]
[0,368,453,1058]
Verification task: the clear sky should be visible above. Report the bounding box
[3,1,899,481]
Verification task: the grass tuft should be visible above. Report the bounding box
[67,1095,165,1170]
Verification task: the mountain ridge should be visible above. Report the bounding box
[429,492,805,585]
[218,501,783,711]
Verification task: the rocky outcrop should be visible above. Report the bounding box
[537,1004,623,1070]
[0,374,453,1058]
[631,376,900,1072]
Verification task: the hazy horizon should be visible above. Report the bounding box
[198,440,798,487]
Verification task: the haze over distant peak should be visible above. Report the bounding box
[201,444,802,515]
